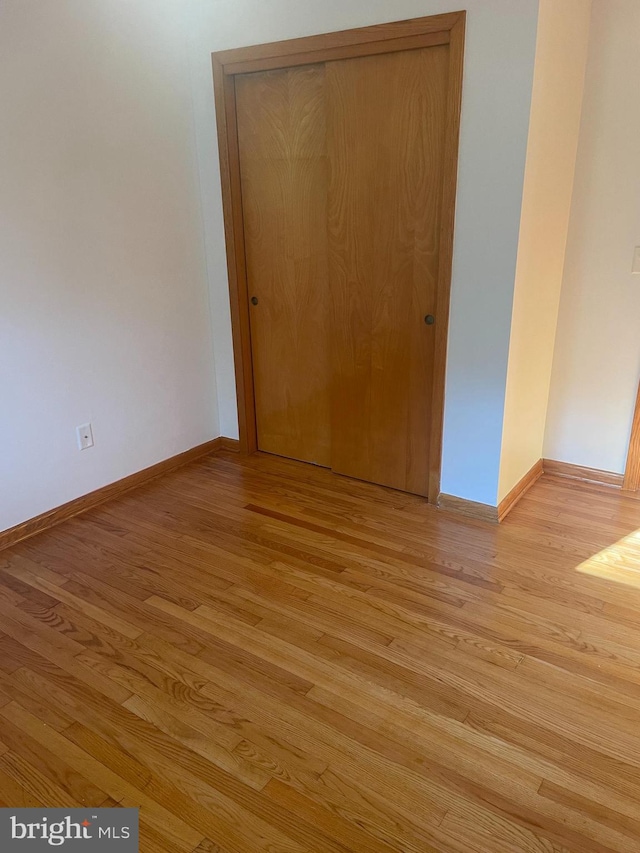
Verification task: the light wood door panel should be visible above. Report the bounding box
[235,64,331,466]
[326,46,449,496]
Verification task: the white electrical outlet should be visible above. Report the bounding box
[76,422,94,451]
[632,247,640,274]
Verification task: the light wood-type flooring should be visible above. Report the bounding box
[2,450,640,852]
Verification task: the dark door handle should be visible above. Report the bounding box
[251,296,259,306]
[424,314,435,325]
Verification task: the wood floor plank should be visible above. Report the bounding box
[0,601,132,704]
[132,626,455,841]
[0,761,45,807]
[2,451,640,851]
[4,671,204,851]
[0,702,108,805]
[2,560,144,639]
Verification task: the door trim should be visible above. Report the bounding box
[623,379,640,491]
[212,12,466,503]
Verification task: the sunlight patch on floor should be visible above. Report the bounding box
[576,528,640,588]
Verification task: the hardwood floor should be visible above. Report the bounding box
[2,451,640,852]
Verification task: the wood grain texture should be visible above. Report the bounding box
[427,14,465,503]
[498,459,544,522]
[212,58,257,454]
[212,13,465,499]
[2,450,640,850]
[224,31,450,76]
[0,439,231,553]
[437,493,499,523]
[214,13,464,67]
[543,459,624,489]
[236,64,331,466]
[623,380,640,491]
[327,45,448,496]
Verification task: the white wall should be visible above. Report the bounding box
[186,0,540,505]
[544,0,640,474]
[0,0,219,532]
[498,0,591,501]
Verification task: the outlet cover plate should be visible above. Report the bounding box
[76,422,94,451]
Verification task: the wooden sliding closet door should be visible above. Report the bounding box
[235,64,331,466]
[326,46,449,496]
[214,14,465,499]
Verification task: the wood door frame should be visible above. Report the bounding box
[212,11,466,503]
[623,379,640,491]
